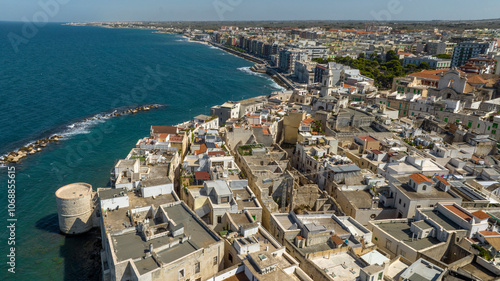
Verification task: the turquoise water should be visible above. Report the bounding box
[0,22,281,280]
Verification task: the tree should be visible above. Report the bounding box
[312,57,327,64]
[385,50,399,62]
[435,54,452,59]
[418,61,430,70]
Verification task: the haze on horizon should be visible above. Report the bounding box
[1,0,500,23]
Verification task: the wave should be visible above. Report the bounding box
[266,81,286,91]
[237,66,266,77]
[237,67,286,91]
[0,104,165,164]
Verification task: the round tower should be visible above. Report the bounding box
[55,183,94,235]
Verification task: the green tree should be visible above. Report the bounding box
[418,61,430,70]
[385,50,399,62]
[435,54,452,59]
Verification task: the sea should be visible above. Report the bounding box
[0,22,283,281]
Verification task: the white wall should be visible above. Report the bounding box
[141,183,174,198]
[101,196,129,210]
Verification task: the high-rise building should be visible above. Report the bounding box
[451,41,495,67]
[278,49,308,73]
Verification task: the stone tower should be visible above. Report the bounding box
[55,182,96,235]
[320,67,334,97]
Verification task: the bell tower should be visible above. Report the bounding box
[320,67,334,97]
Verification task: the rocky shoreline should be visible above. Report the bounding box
[0,104,162,165]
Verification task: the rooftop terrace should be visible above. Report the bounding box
[310,252,364,280]
[377,220,442,251]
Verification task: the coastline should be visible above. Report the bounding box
[0,104,163,166]
[65,23,292,90]
[203,41,292,90]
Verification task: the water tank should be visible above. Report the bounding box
[55,183,94,235]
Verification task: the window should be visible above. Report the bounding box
[399,199,401,204]
[493,130,497,134]
[416,205,421,208]
[488,126,491,131]
[195,262,200,274]
[444,117,448,123]
[493,123,498,129]
[179,269,185,279]
[423,185,427,191]
[478,124,481,128]
[213,256,218,266]
[228,253,233,263]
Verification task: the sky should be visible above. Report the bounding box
[1,0,499,23]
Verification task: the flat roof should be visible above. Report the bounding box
[360,250,390,266]
[400,258,444,281]
[421,210,462,231]
[111,203,219,266]
[222,272,251,281]
[396,183,455,200]
[55,183,92,199]
[342,190,373,209]
[99,188,127,200]
[378,221,442,251]
[385,259,409,280]
[311,252,364,280]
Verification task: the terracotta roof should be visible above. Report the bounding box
[195,143,207,155]
[435,176,450,186]
[195,171,210,180]
[472,155,483,161]
[169,135,183,142]
[467,75,486,84]
[358,136,377,142]
[398,52,413,56]
[151,126,178,135]
[479,231,500,237]
[409,173,432,184]
[471,210,490,220]
[158,134,169,139]
[467,237,481,243]
[485,237,500,250]
[207,151,225,157]
[330,235,344,246]
[301,118,314,125]
[371,150,383,155]
[409,69,447,80]
[444,204,472,221]
[343,84,354,88]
